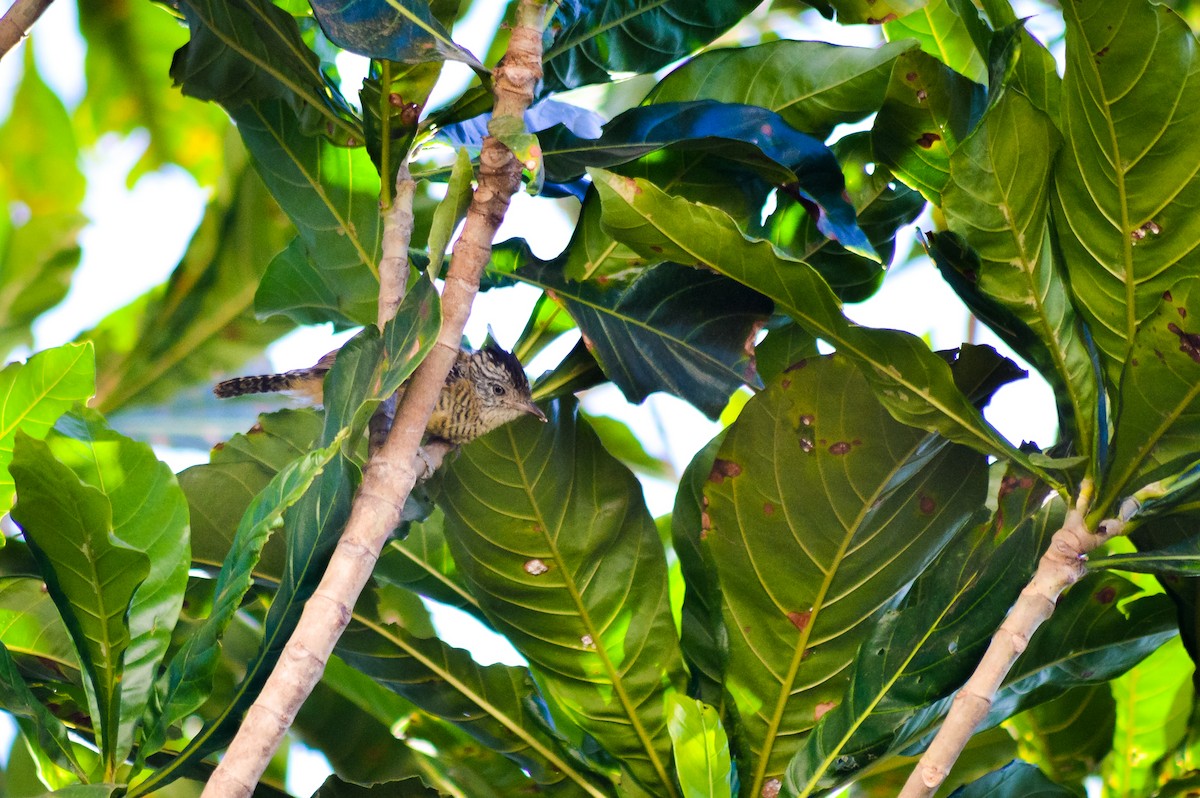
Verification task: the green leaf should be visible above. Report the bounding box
[1053,0,1200,383]
[87,160,294,413]
[0,51,84,358]
[950,761,1077,797]
[648,39,918,140]
[337,611,606,795]
[0,577,77,674]
[427,148,474,279]
[1103,278,1200,510]
[583,412,673,479]
[0,641,84,779]
[873,48,984,202]
[504,256,771,419]
[171,0,360,144]
[438,400,688,794]
[9,433,151,771]
[590,169,1042,473]
[309,0,482,67]
[667,696,734,798]
[542,0,760,93]
[940,90,1098,461]
[238,99,382,328]
[41,409,190,765]
[512,292,576,362]
[1007,685,1115,791]
[884,0,988,83]
[141,436,342,760]
[0,342,95,513]
[375,509,484,623]
[1102,636,1193,796]
[702,355,987,795]
[1090,534,1200,576]
[822,0,930,25]
[361,60,441,190]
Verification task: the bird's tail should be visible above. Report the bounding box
[213,373,299,398]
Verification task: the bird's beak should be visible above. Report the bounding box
[525,401,548,422]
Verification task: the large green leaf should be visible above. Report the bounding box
[374,509,485,624]
[1103,278,1200,510]
[0,52,84,358]
[647,39,918,140]
[140,436,341,761]
[0,577,77,675]
[0,641,84,780]
[438,400,688,795]
[505,257,770,418]
[542,0,760,93]
[884,0,988,83]
[940,90,1097,460]
[0,342,95,513]
[87,158,294,413]
[590,169,1043,475]
[1053,0,1200,383]
[872,48,984,202]
[40,409,190,765]
[9,434,151,771]
[237,99,382,328]
[1007,685,1115,791]
[308,0,481,67]
[337,609,608,796]
[950,761,1077,797]
[171,0,360,144]
[702,355,987,796]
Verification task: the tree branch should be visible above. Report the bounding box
[0,0,53,60]
[898,480,1127,798]
[200,4,547,794]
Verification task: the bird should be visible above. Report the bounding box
[214,344,547,444]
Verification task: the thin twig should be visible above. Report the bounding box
[898,480,1127,797]
[379,163,416,327]
[200,3,547,795]
[0,0,53,60]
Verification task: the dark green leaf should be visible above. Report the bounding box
[940,90,1098,460]
[1052,0,1200,383]
[504,256,770,418]
[648,39,918,140]
[873,49,985,202]
[1006,684,1114,790]
[0,641,84,779]
[542,101,875,258]
[9,433,151,769]
[703,356,987,796]
[439,400,687,794]
[542,0,759,92]
[947,761,1076,797]
[427,148,474,279]
[0,342,95,512]
[237,99,382,328]
[375,508,484,623]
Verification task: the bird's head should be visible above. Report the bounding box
[467,345,547,431]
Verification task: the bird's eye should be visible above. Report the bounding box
[492,384,506,396]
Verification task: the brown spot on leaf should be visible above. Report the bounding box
[916,132,941,149]
[905,71,918,82]
[788,610,811,630]
[866,13,898,23]
[785,359,809,371]
[781,378,791,390]
[916,89,928,102]
[709,458,743,483]
[799,436,814,453]
[701,511,711,534]
[1168,322,1200,364]
[919,494,937,515]
[1095,586,1117,604]
[800,414,815,426]
[814,702,836,720]
[1096,46,1109,57]
[828,441,852,455]
[762,779,782,798]
[764,502,776,516]
[1180,307,1188,319]
[1164,290,1175,302]
[649,245,663,253]
[524,559,549,575]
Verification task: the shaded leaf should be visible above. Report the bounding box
[427,148,474,279]
[375,508,485,623]
[0,641,84,779]
[948,761,1076,797]
[702,355,987,795]
[542,101,875,258]
[505,256,770,418]
[648,39,918,140]
[0,342,95,514]
[438,400,687,793]
[1052,0,1200,383]
[591,170,1043,475]
[1007,684,1114,790]
[939,90,1097,460]
[0,577,77,674]
[9,434,151,768]
[309,0,481,67]
[542,0,759,93]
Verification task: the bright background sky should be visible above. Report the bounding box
[0,1,1065,792]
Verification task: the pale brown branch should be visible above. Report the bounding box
[378,163,416,327]
[898,481,1126,798]
[0,0,52,61]
[200,4,547,795]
